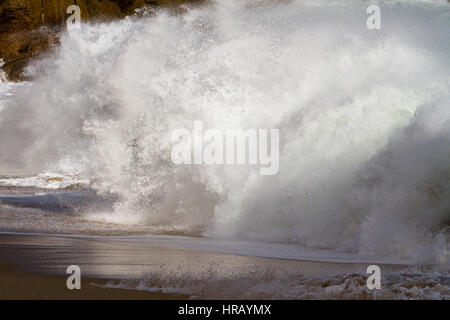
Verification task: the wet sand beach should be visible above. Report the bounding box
[0,262,185,300]
[1,232,440,300]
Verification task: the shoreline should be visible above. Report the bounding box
[0,233,428,300]
[1,232,441,300]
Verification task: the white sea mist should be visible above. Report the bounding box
[0,0,449,265]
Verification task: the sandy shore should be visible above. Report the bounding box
[0,261,186,300]
[0,232,428,300]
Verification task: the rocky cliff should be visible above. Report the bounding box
[0,0,200,81]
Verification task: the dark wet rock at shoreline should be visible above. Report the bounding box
[0,0,202,81]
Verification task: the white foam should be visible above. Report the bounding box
[0,0,448,265]
[97,268,450,300]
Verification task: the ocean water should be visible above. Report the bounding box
[0,0,449,279]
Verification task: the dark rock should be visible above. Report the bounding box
[0,0,203,81]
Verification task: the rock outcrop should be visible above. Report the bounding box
[0,0,200,81]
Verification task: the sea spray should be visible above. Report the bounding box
[0,0,448,265]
